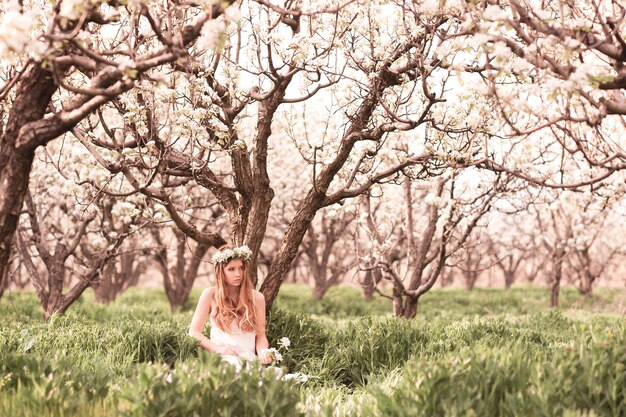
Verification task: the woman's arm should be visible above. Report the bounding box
[189,288,238,356]
[254,291,272,364]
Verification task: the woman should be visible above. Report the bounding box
[188,244,272,365]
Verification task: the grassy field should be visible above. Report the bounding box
[0,285,625,417]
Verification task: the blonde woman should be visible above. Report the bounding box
[189,244,272,365]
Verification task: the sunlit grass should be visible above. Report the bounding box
[1,285,624,416]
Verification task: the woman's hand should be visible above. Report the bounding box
[215,344,239,356]
[258,350,273,365]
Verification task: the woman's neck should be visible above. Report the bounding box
[226,286,240,305]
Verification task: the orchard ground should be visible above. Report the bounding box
[1,285,625,417]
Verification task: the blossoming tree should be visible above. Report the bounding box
[359,170,506,318]
[68,1,481,312]
[15,145,151,319]
[0,0,238,292]
[459,0,626,187]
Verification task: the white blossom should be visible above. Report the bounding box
[483,5,508,21]
[278,337,291,350]
[59,0,86,19]
[211,245,253,264]
[90,234,107,251]
[569,63,596,86]
[424,193,446,209]
[197,19,226,51]
[282,372,309,383]
[421,0,441,16]
[259,348,283,364]
[0,5,44,59]
[223,6,240,22]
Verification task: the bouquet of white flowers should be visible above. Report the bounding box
[259,347,283,365]
[259,336,291,365]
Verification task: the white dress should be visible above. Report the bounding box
[208,313,309,383]
[209,315,257,366]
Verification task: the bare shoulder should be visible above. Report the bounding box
[201,287,216,299]
[253,290,266,304]
[199,287,216,307]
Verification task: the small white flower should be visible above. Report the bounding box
[224,6,241,22]
[424,193,446,209]
[282,372,309,383]
[278,337,291,350]
[260,348,283,364]
[483,5,508,21]
[212,245,253,264]
[197,19,226,51]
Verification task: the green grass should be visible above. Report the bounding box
[1,285,624,416]
[273,284,626,320]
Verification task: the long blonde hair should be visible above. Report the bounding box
[211,245,258,333]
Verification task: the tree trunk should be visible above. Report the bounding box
[312,283,330,300]
[464,271,479,291]
[550,252,564,308]
[155,230,210,311]
[0,268,8,299]
[361,269,382,300]
[44,257,65,320]
[92,262,116,304]
[401,295,418,319]
[439,267,454,288]
[93,253,145,303]
[0,245,18,299]
[578,271,595,296]
[504,270,515,289]
[260,68,392,312]
[0,65,57,291]
[261,201,323,311]
[392,282,404,317]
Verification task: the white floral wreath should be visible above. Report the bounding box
[211,245,253,265]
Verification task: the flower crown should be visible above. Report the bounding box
[211,245,253,265]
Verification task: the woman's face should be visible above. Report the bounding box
[223,259,245,288]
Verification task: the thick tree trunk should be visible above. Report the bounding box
[92,263,116,304]
[310,256,328,301]
[550,278,560,308]
[392,288,418,318]
[244,187,274,287]
[574,250,597,296]
[260,66,390,312]
[0,65,57,291]
[311,265,342,300]
[34,250,105,320]
[402,296,418,319]
[261,200,323,311]
[43,257,66,320]
[439,267,454,288]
